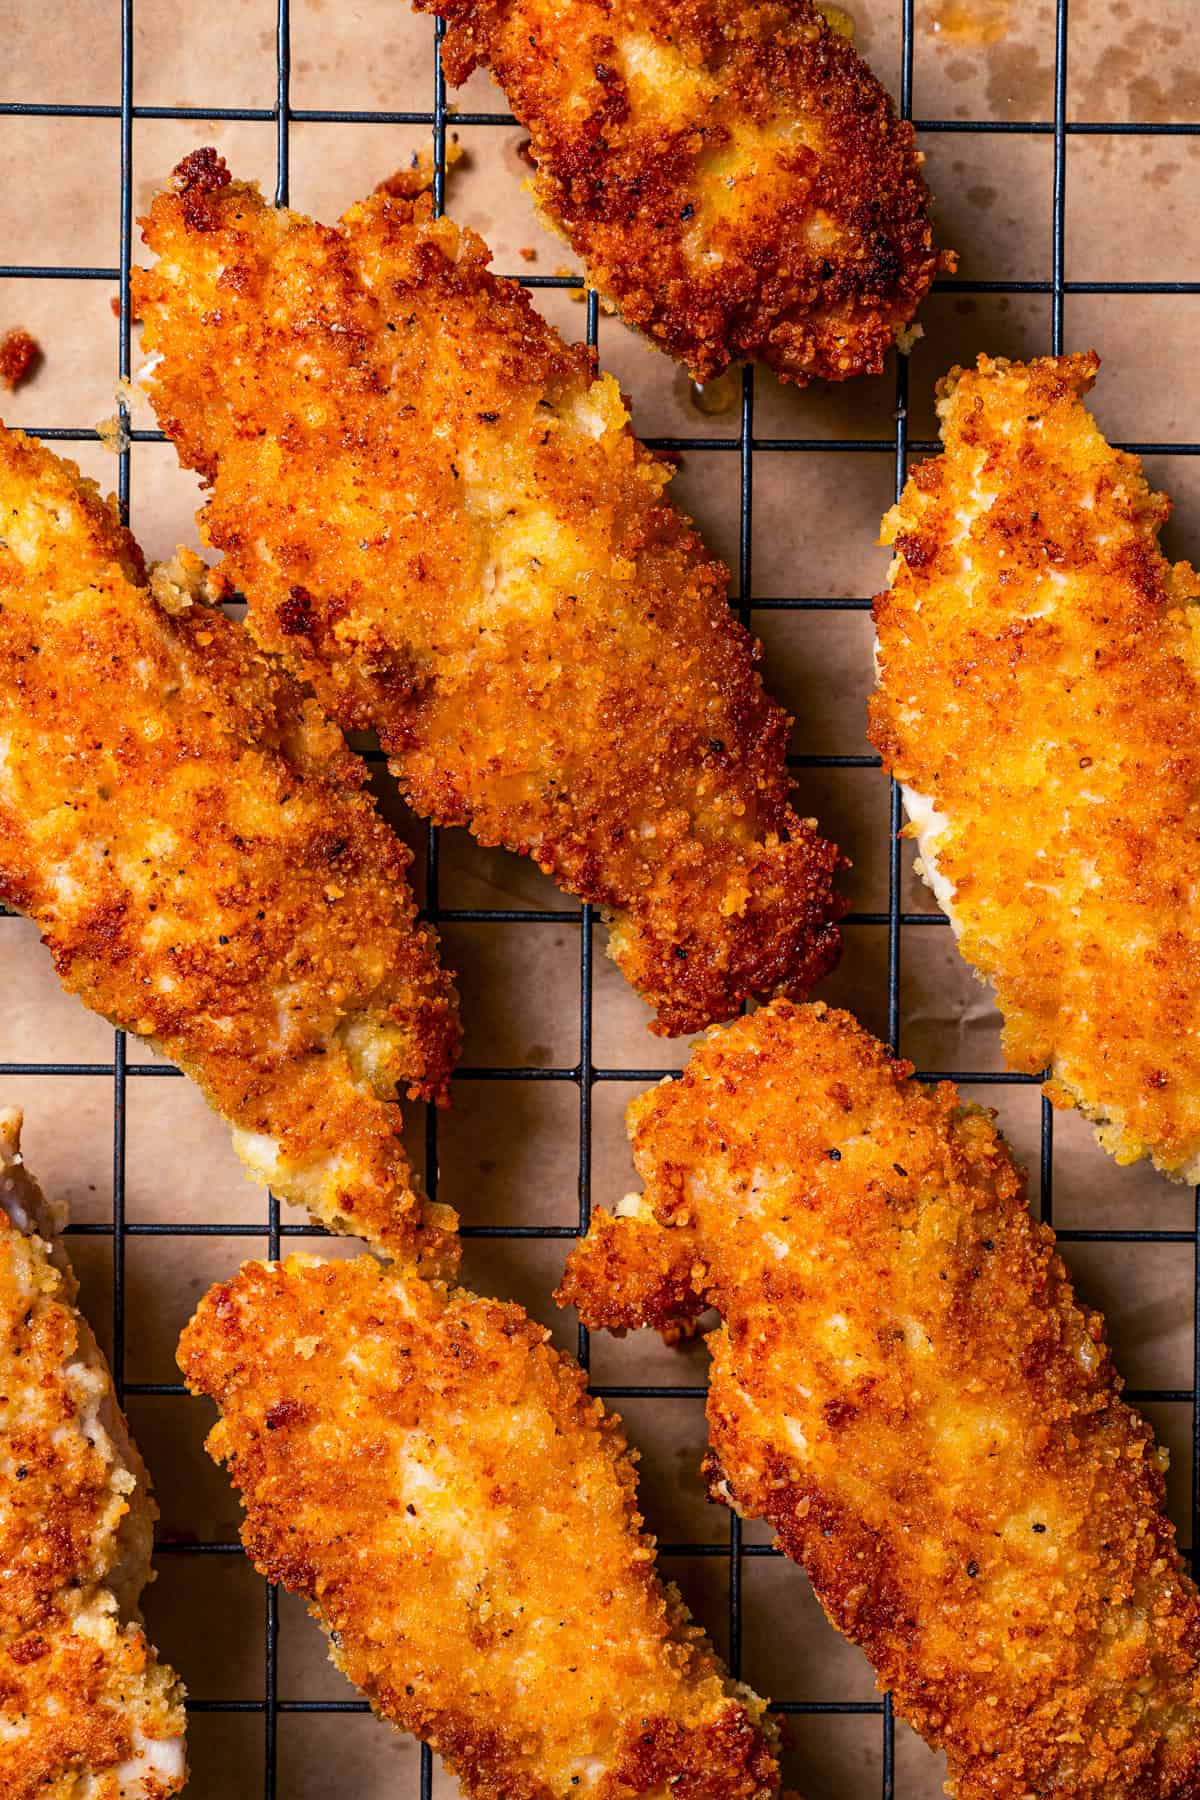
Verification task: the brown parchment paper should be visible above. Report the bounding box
[2,0,1199,1791]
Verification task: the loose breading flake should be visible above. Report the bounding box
[95,410,131,456]
[0,428,460,1270]
[374,131,467,200]
[178,1253,788,1800]
[96,380,151,456]
[869,351,1200,1184]
[0,1110,186,1800]
[412,0,949,385]
[0,326,40,391]
[558,1000,1200,1799]
[130,151,846,1037]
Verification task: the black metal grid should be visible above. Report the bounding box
[4,0,1199,1791]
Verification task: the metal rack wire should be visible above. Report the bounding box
[3,0,1199,1791]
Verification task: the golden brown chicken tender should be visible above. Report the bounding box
[131,152,845,1037]
[0,428,458,1270]
[415,0,945,385]
[870,352,1200,1184]
[178,1252,787,1800]
[559,1001,1200,1799]
[0,1110,186,1799]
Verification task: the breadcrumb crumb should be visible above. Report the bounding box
[95,411,130,455]
[374,132,467,199]
[0,327,40,391]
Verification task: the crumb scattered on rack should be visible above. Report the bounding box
[0,328,40,391]
[375,133,466,201]
[149,546,232,616]
[553,264,588,303]
[518,246,537,262]
[895,321,925,355]
[95,413,129,455]
[95,377,147,455]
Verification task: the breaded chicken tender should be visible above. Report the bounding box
[0,1110,186,1798]
[177,1253,787,1800]
[0,428,458,1269]
[131,151,845,1037]
[870,352,1200,1183]
[415,0,945,385]
[558,1001,1200,1798]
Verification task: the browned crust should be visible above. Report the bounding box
[178,1255,783,1799]
[869,351,1200,1183]
[557,1208,707,1336]
[559,1001,1200,1798]
[416,0,944,385]
[0,1119,185,1799]
[0,328,40,391]
[1,1627,180,1800]
[0,427,460,1269]
[131,156,845,1035]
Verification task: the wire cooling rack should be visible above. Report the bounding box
[3,0,1200,1792]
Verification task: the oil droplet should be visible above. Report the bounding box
[816,1,856,38]
[928,0,1009,47]
[688,369,741,416]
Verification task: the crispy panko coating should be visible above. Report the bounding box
[414,0,945,385]
[558,1001,1200,1798]
[131,151,845,1037]
[178,1253,786,1800]
[0,428,459,1269]
[0,1109,186,1798]
[870,351,1200,1184]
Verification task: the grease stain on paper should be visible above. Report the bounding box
[927,0,1010,47]
[685,369,741,418]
